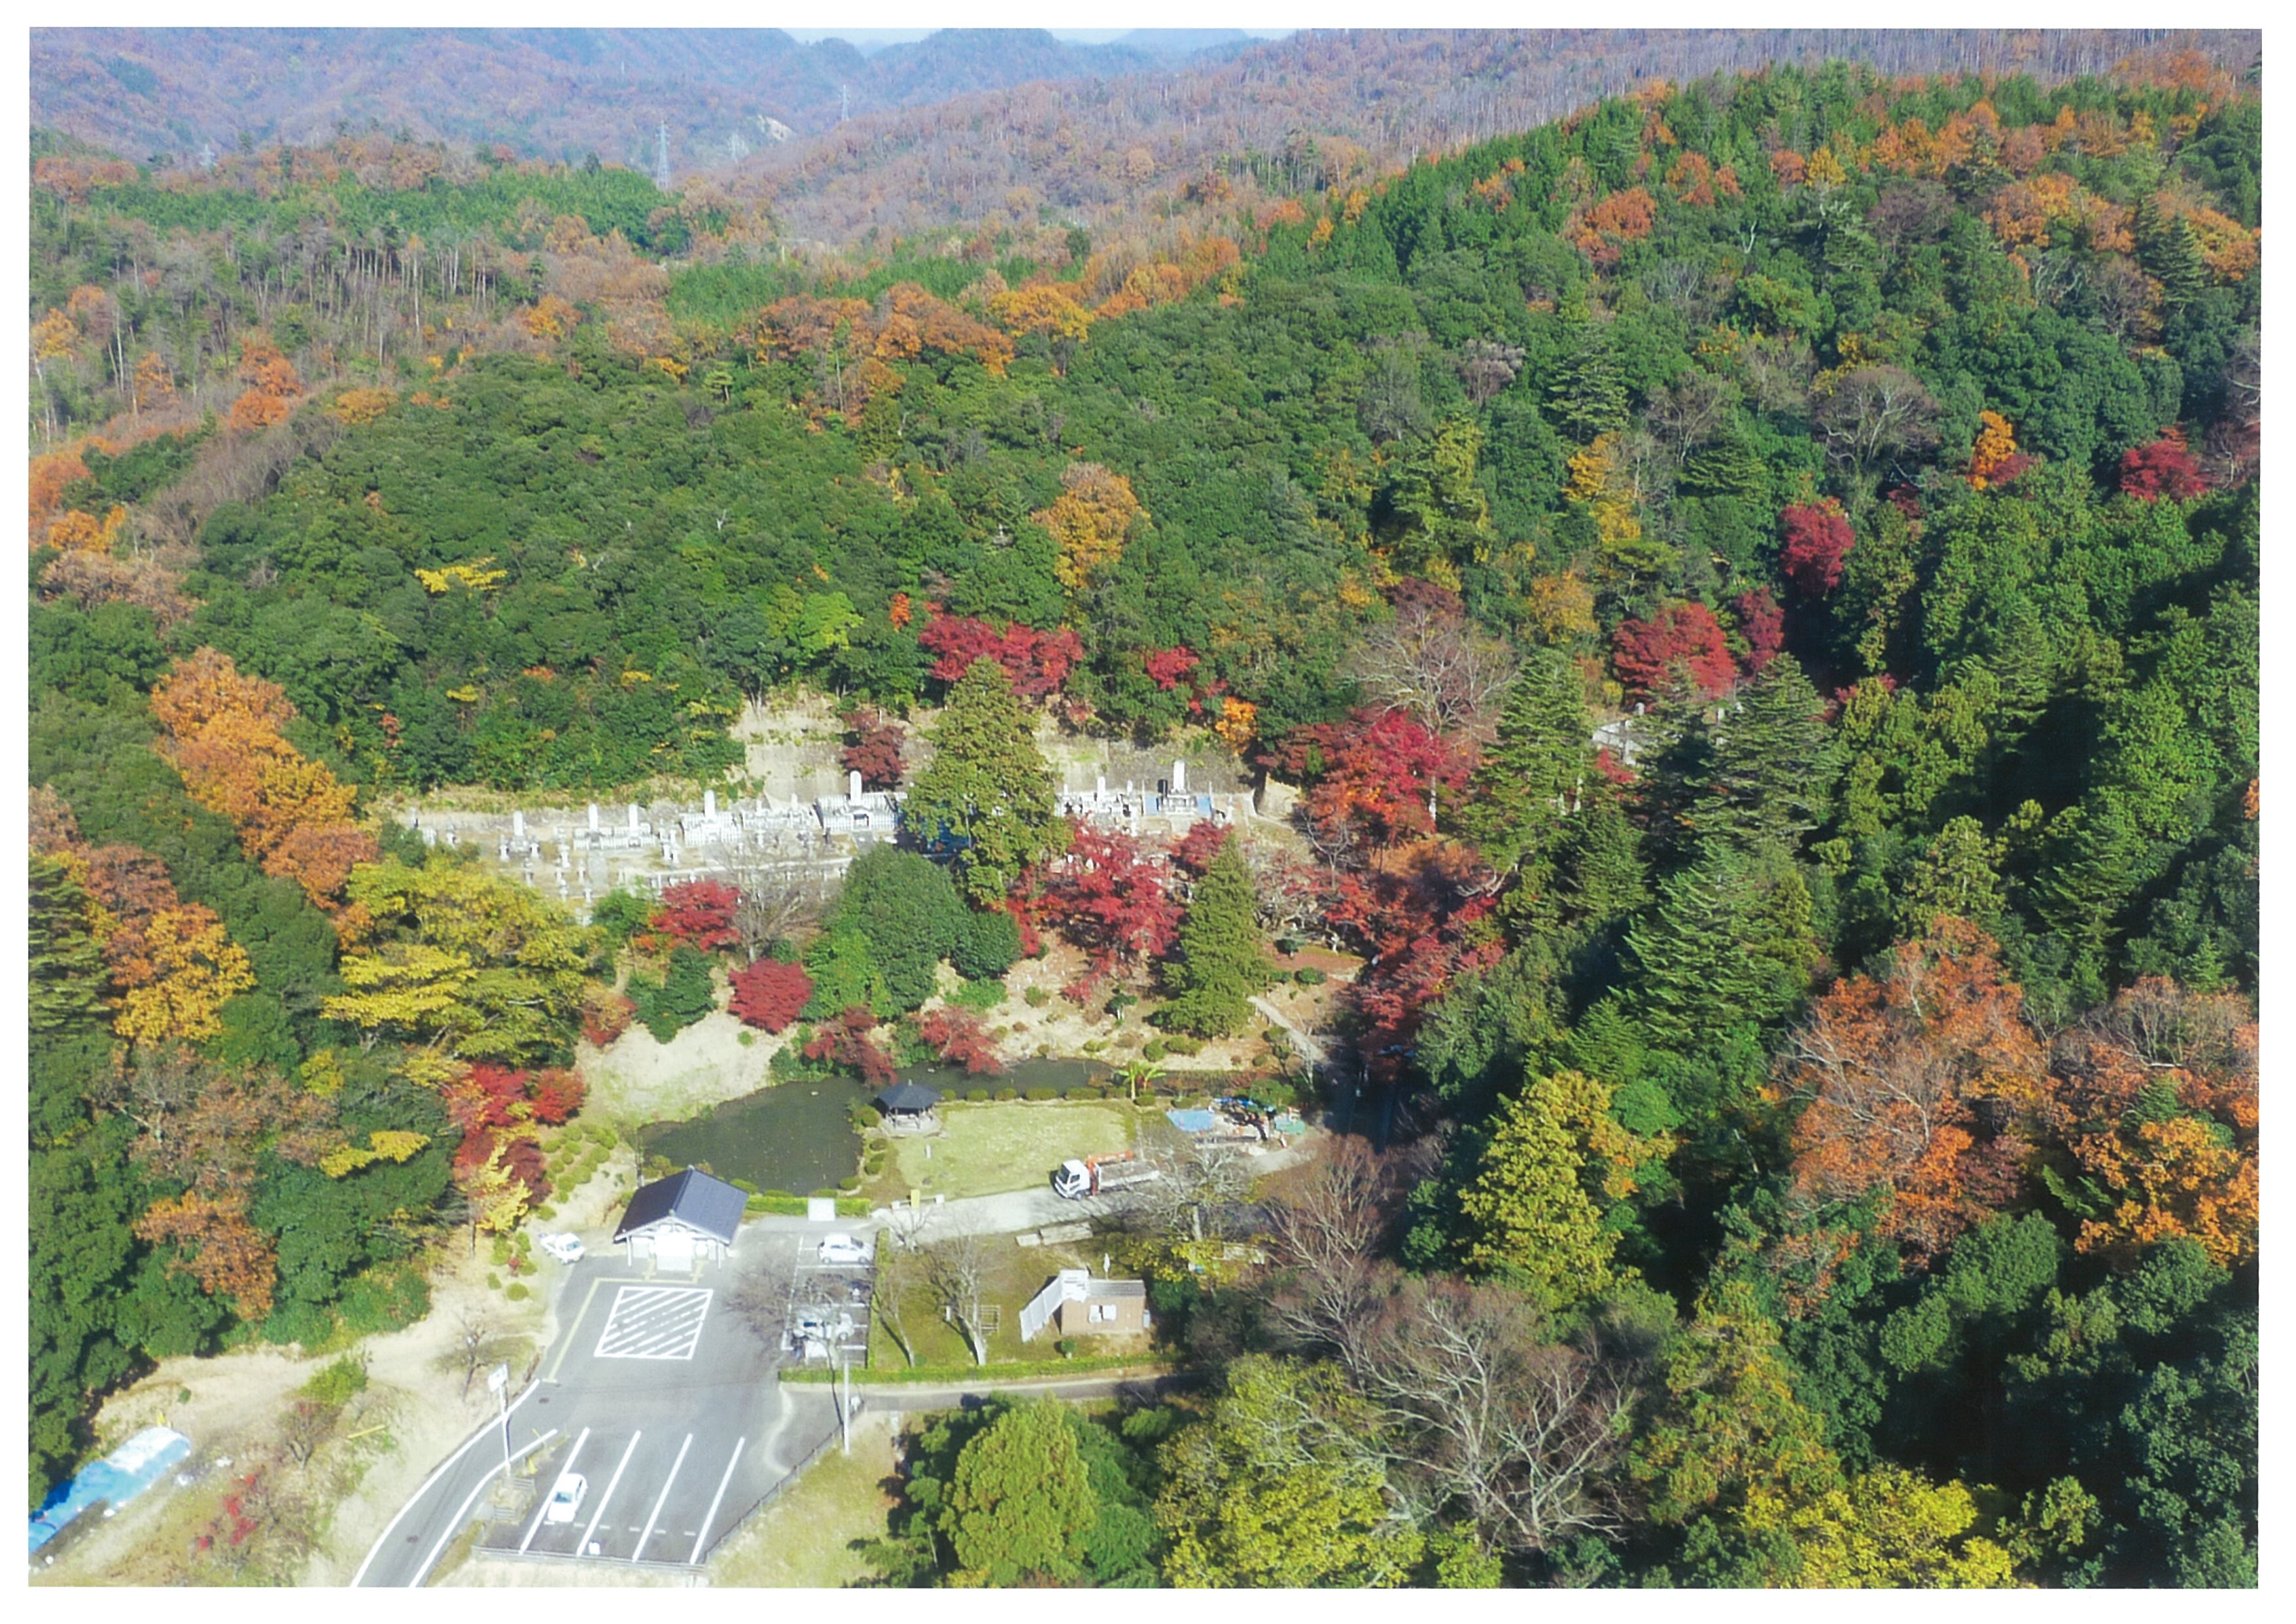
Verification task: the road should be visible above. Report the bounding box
[354,1226,840,1586]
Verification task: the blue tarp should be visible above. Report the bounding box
[29,1426,192,1554]
[1166,1108,1219,1134]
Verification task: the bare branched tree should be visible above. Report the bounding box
[872,1247,921,1369]
[441,1304,508,1399]
[1346,1272,1635,1558]
[924,1233,994,1366]
[1455,338,1525,407]
[1813,364,1942,480]
[727,1262,791,1349]
[726,862,835,961]
[1134,1132,1255,1246]
[1646,368,1739,467]
[1349,591,1518,739]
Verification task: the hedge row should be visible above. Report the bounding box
[779,1355,1181,1386]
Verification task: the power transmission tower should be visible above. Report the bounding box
[838,83,850,124]
[655,122,671,188]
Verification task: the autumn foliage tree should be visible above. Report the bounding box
[648,879,742,952]
[2042,978,2257,1269]
[839,705,908,790]
[1779,503,1856,597]
[148,648,377,908]
[1611,602,1736,700]
[917,613,1085,699]
[227,330,302,432]
[1266,708,1470,864]
[1039,821,1182,1000]
[1037,461,1145,595]
[1785,919,2046,1260]
[728,957,813,1033]
[2118,428,2210,502]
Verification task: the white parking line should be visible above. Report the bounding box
[687,1437,746,1566]
[407,1428,557,1588]
[578,1432,642,1557]
[519,1426,589,1553]
[595,1286,712,1360]
[632,1434,693,1562]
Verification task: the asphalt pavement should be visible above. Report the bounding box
[353,1224,839,1586]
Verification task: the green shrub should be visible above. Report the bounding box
[1081,1038,1108,1055]
[1024,1087,1058,1102]
[1266,968,1293,985]
[485,1273,501,1290]
[966,1087,991,1103]
[761,1188,799,1201]
[995,1088,1018,1101]
[302,1356,369,1406]
[853,1105,884,1128]
[1142,1038,1167,1061]
[1023,985,1051,1008]
[809,1186,841,1199]
[1163,1036,1204,1057]
[1056,1337,1078,1359]
[1293,966,1328,986]
[506,1282,531,1302]
[489,1237,510,1266]
[839,1178,863,1194]
[591,1124,618,1148]
[948,976,1009,1010]
[533,1205,556,1222]
[738,1030,756,1047]
[952,907,1022,981]
[729,1176,760,1195]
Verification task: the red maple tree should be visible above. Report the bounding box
[1611,601,1735,699]
[729,958,813,1033]
[1326,841,1501,1080]
[1264,707,1470,864]
[1780,502,1855,597]
[915,1007,1003,1074]
[1733,588,1785,675]
[917,613,1085,697]
[2118,427,2210,503]
[839,706,909,790]
[648,879,741,953]
[1039,821,1182,1000]
[803,1006,897,1085]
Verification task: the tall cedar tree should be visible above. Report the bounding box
[1160,832,1270,1037]
[1696,654,1838,855]
[904,659,1068,906]
[824,845,967,1012]
[941,1400,1100,1585]
[1458,650,1593,881]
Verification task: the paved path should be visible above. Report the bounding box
[1251,995,1333,1068]
[847,1369,1202,1409]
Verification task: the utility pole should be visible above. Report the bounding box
[836,1347,852,1456]
[487,1362,512,1479]
[838,83,850,124]
[654,122,672,189]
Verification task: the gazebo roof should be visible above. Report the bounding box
[875,1080,943,1113]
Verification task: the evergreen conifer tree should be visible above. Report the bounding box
[29,853,107,1036]
[941,1401,1100,1586]
[904,658,1068,906]
[1161,832,1270,1037]
[1459,651,1593,880]
[1697,654,1838,855]
[1546,301,1629,442]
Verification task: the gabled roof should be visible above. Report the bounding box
[613,1166,746,1245]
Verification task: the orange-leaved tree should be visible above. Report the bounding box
[1784,917,2045,1260]
[2042,978,2258,1269]
[149,648,377,909]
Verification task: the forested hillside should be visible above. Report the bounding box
[27,55,2258,1585]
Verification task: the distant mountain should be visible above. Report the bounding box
[1112,29,1264,58]
[27,26,1187,170]
[743,26,2261,245]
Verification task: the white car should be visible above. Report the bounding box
[537,1233,584,1265]
[816,1233,871,1265]
[543,1472,587,1524]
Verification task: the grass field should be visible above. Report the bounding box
[884,1101,1134,1201]
[869,1234,1122,1369]
[706,1414,899,1587]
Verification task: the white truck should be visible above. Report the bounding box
[1052,1153,1160,1200]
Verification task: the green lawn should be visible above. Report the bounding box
[884,1102,1134,1201]
[869,1234,1119,1369]
[706,1415,899,1587]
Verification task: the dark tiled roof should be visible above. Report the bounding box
[613,1166,746,1245]
[876,1081,943,1112]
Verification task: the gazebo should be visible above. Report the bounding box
[875,1080,943,1120]
[875,1080,943,1137]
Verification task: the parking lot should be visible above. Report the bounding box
[447,1225,850,1576]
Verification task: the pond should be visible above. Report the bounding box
[635,1058,1111,1193]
